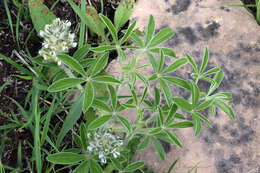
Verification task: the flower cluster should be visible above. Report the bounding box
[87,128,123,163]
[38,18,77,65]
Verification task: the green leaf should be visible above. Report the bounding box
[165,104,178,125]
[172,97,192,112]
[68,0,105,37]
[130,31,143,47]
[151,137,166,161]
[194,99,213,111]
[28,0,56,33]
[57,54,87,77]
[56,95,83,147]
[88,115,112,130]
[124,161,144,172]
[107,85,117,111]
[199,47,209,74]
[154,87,160,106]
[110,158,122,171]
[47,152,85,164]
[90,53,109,76]
[158,78,172,106]
[73,44,90,60]
[202,67,220,76]
[192,113,202,136]
[214,100,235,120]
[149,127,163,135]
[164,130,182,148]
[186,53,198,73]
[161,58,187,74]
[130,87,138,105]
[157,49,165,73]
[150,48,176,58]
[91,45,116,52]
[190,81,200,107]
[212,92,232,101]
[210,105,216,117]
[147,52,157,72]
[89,159,103,173]
[162,76,191,90]
[100,14,118,44]
[158,106,164,126]
[145,15,155,46]
[83,82,94,112]
[48,78,85,92]
[167,121,193,128]
[193,112,212,127]
[116,115,132,133]
[137,136,150,150]
[208,70,224,95]
[92,75,121,84]
[149,27,174,47]
[114,0,133,30]
[120,20,136,45]
[140,87,148,105]
[74,161,89,173]
[73,134,82,148]
[92,99,112,112]
[167,159,179,173]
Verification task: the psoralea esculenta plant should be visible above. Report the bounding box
[43,14,235,172]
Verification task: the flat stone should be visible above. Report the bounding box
[107,0,260,172]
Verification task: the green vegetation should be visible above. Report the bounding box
[0,0,235,172]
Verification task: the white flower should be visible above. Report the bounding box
[86,128,123,164]
[38,18,77,65]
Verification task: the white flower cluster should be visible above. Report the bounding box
[87,128,123,164]
[38,18,77,65]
